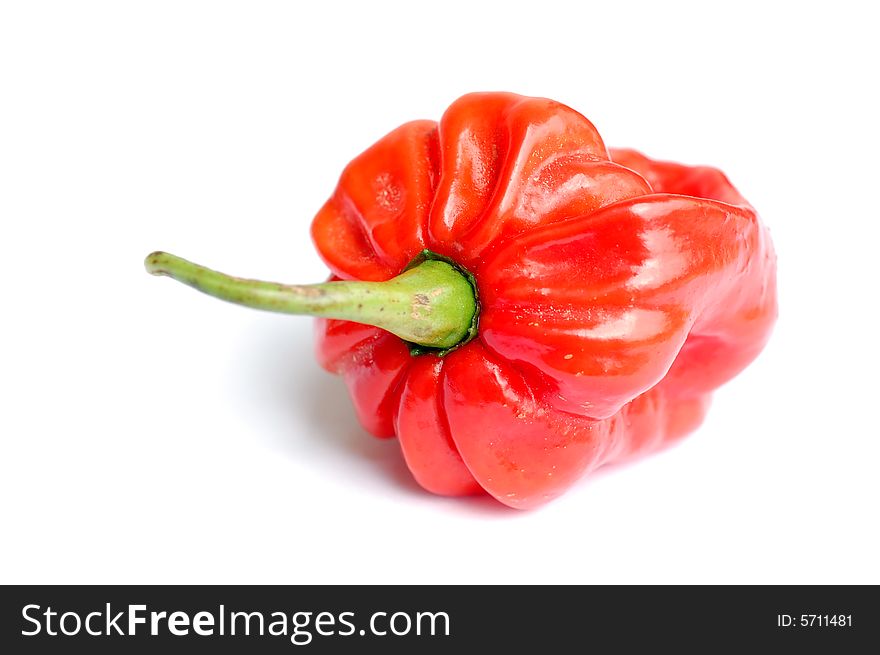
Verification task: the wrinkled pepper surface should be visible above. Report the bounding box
[147,92,777,509]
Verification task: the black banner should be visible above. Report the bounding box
[1,585,876,652]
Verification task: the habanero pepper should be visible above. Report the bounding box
[146,92,777,509]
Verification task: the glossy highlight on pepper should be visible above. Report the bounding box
[149,92,777,509]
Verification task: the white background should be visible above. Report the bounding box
[2,1,878,584]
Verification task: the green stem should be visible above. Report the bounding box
[144,250,478,352]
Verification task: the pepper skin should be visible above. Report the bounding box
[311,92,777,509]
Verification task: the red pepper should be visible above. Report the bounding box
[147,92,777,509]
